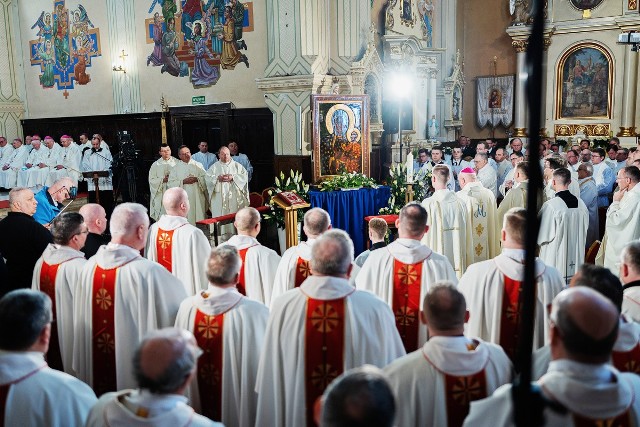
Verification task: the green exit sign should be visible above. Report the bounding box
[192,96,205,105]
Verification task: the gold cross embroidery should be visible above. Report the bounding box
[158,232,171,261]
[395,306,416,326]
[311,363,339,390]
[96,287,112,310]
[197,315,220,339]
[310,303,339,333]
[397,264,419,286]
[450,375,485,406]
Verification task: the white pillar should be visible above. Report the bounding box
[513,40,528,137]
[618,45,638,137]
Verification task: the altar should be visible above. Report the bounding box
[309,186,391,255]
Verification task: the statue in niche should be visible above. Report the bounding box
[365,75,379,121]
[452,88,461,121]
[418,0,434,47]
[428,115,439,139]
[509,0,531,25]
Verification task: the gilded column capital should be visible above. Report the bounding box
[512,40,528,53]
[630,0,637,10]
[543,37,552,51]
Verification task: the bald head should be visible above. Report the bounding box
[234,207,261,236]
[311,229,353,277]
[162,187,190,217]
[134,328,198,394]
[550,287,619,363]
[79,203,107,234]
[303,208,331,238]
[9,188,37,216]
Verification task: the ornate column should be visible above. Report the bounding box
[428,69,438,139]
[0,0,24,138]
[415,66,430,141]
[539,31,554,137]
[512,39,528,137]
[617,44,638,137]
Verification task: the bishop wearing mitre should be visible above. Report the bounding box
[148,144,177,220]
[168,146,209,224]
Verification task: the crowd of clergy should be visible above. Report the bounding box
[2,134,640,426]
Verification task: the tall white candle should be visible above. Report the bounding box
[406,152,414,183]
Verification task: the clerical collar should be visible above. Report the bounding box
[547,359,613,383]
[623,280,640,291]
[370,241,387,251]
[502,248,526,263]
[555,190,578,208]
[121,389,188,419]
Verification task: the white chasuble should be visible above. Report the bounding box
[458,252,564,360]
[206,159,249,237]
[599,185,640,274]
[148,156,177,220]
[168,159,209,224]
[175,286,268,427]
[17,146,49,188]
[271,239,316,305]
[48,144,81,186]
[456,181,499,263]
[356,238,457,350]
[538,194,588,284]
[255,276,405,427]
[146,214,211,296]
[223,235,281,305]
[496,181,528,231]
[0,144,29,188]
[32,244,86,374]
[421,189,470,277]
[73,244,187,394]
[622,285,640,323]
[385,336,512,427]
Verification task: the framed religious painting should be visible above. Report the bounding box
[311,95,370,182]
[556,42,613,120]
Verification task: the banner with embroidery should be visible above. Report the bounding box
[393,259,423,352]
[295,257,312,287]
[305,298,346,427]
[194,309,225,421]
[444,370,488,427]
[92,265,118,396]
[156,228,176,272]
[40,261,63,371]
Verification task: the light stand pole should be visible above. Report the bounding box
[398,101,403,164]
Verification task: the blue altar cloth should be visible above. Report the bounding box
[309,186,391,256]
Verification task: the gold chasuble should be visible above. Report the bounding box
[499,275,525,362]
[194,308,228,422]
[305,296,349,427]
[393,259,424,352]
[295,257,312,287]
[156,228,176,272]
[443,368,488,427]
[92,265,119,396]
[39,262,64,371]
[612,344,640,374]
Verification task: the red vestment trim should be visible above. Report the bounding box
[392,259,423,352]
[573,411,632,427]
[444,370,488,427]
[92,265,118,396]
[156,228,176,272]
[499,275,523,361]
[305,297,346,427]
[39,261,63,371]
[0,384,8,427]
[194,309,225,421]
[237,244,258,295]
[295,257,312,287]
[612,343,640,374]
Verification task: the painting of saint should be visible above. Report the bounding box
[418,0,433,47]
[189,20,219,86]
[402,0,412,21]
[489,89,502,108]
[147,12,163,66]
[558,43,611,119]
[53,4,70,67]
[161,17,188,76]
[37,40,55,88]
[218,6,248,69]
[320,104,363,176]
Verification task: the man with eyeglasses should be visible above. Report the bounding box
[598,166,640,275]
[565,149,580,172]
[33,177,75,226]
[580,148,592,164]
[499,151,524,197]
[450,145,472,191]
[32,212,88,373]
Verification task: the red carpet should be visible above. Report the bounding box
[0,192,88,209]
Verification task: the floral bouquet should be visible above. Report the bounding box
[379,163,430,215]
[319,171,378,192]
[264,170,310,229]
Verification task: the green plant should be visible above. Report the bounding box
[319,172,378,192]
[379,163,430,215]
[264,170,310,229]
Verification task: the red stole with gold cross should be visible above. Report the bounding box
[499,275,524,361]
[91,265,119,396]
[305,297,347,427]
[392,258,424,353]
[295,257,312,287]
[612,343,640,374]
[193,307,229,421]
[39,262,64,371]
[156,228,177,272]
[572,411,632,427]
[444,369,488,427]
[237,244,258,295]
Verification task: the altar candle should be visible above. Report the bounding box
[406,153,414,183]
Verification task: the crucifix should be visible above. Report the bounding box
[118,49,128,63]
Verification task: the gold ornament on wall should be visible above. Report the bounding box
[554,123,611,137]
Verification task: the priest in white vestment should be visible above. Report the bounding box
[0,290,97,426]
[450,146,473,191]
[538,168,589,285]
[474,153,498,197]
[533,263,640,379]
[0,135,13,164]
[48,135,81,186]
[619,242,640,323]
[271,208,331,303]
[496,162,532,230]
[356,203,457,353]
[456,168,499,263]
[385,283,513,427]
[36,136,64,188]
[464,287,640,427]
[543,157,581,202]
[146,188,211,296]
[229,141,253,182]
[459,208,564,361]
[81,135,113,215]
[206,146,249,239]
[0,138,29,189]
[222,207,280,305]
[168,146,209,224]
[255,230,405,427]
[175,245,268,427]
[148,145,178,220]
[16,137,49,189]
[499,152,524,197]
[85,328,222,427]
[421,165,469,277]
[599,167,640,274]
[32,212,88,374]
[73,203,188,396]
[577,162,599,250]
